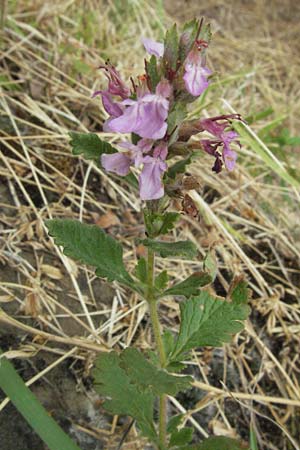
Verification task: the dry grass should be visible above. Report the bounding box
[0,1,300,449]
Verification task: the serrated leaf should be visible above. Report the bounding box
[193,436,248,450]
[163,24,179,72]
[167,153,196,179]
[198,22,212,45]
[162,272,212,298]
[46,219,134,289]
[169,291,250,362]
[169,427,193,447]
[167,414,184,434]
[146,55,161,91]
[167,103,187,145]
[155,270,169,291]
[69,132,116,162]
[134,258,147,283]
[163,330,175,357]
[142,239,198,259]
[119,348,192,396]
[179,19,199,62]
[144,210,180,237]
[93,351,157,443]
[229,276,249,305]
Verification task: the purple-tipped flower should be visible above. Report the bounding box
[142,38,164,58]
[183,41,211,96]
[139,142,168,200]
[100,63,130,99]
[108,80,171,139]
[200,117,239,173]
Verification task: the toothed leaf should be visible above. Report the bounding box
[142,239,198,259]
[169,290,250,362]
[169,427,193,447]
[118,348,192,396]
[93,351,157,444]
[46,219,134,289]
[69,132,116,162]
[162,272,212,298]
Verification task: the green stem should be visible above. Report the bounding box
[146,247,167,449]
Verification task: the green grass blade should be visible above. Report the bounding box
[250,426,259,450]
[222,99,300,189]
[0,350,82,450]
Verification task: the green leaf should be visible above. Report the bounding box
[167,153,197,179]
[159,212,181,235]
[155,270,169,291]
[142,238,198,259]
[163,272,212,298]
[229,276,249,305]
[163,24,179,71]
[167,103,187,145]
[144,210,180,237]
[69,132,116,162]
[167,414,184,433]
[198,22,212,45]
[179,18,199,62]
[193,436,248,450]
[169,290,250,362]
[134,257,147,283]
[146,55,161,90]
[169,427,193,447]
[46,219,134,289]
[203,251,218,281]
[93,351,157,443]
[119,348,192,396]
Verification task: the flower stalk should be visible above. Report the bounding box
[145,206,167,449]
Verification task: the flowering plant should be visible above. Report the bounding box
[46,19,250,450]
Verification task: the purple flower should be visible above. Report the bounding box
[101,140,168,201]
[101,152,131,176]
[108,80,171,139]
[200,117,239,173]
[100,63,130,99]
[101,139,153,176]
[139,143,168,200]
[142,38,164,58]
[183,43,211,96]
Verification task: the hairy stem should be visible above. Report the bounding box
[147,247,167,449]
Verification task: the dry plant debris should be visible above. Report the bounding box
[0,1,300,449]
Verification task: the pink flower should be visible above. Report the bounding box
[183,42,211,96]
[142,38,164,58]
[109,80,171,139]
[100,63,130,99]
[200,117,239,173]
[139,143,168,200]
[101,140,168,201]
[101,139,152,176]
[101,153,131,176]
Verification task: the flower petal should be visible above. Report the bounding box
[222,145,237,171]
[142,37,164,58]
[183,64,211,96]
[101,153,131,176]
[139,157,167,200]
